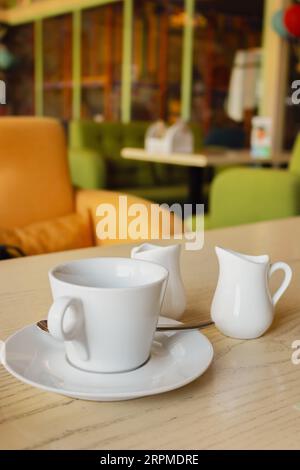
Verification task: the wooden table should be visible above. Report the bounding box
[121,148,291,204]
[1,217,300,450]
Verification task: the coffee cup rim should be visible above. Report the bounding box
[49,256,169,291]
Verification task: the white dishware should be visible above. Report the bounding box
[145,120,194,155]
[0,317,214,402]
[131,243,186,320]
[211,247,293,339]
[48,257,168,373]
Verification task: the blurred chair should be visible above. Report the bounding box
[190,134,300,230]
[0,117,181,256]
[68,120,203,204]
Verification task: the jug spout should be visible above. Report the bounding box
[132,243,179,254]
[130,243,156,257]
[215,246,269,267]
[131,243,180,265]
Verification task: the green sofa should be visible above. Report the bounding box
[68,120,203,204]
[190,134,300,230]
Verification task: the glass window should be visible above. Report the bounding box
[43,14,72,121]
[132,0,184,122]
[6,23,34,116]
[192,0,263,146]
[81,3,123,121]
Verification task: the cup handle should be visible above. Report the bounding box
[48,296,89,361]
[268,262,292,306]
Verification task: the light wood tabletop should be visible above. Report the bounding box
[1,217,300,450]
[121,147,291,168]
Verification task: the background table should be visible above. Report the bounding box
[1,217,300,449]
[121,148,291,204]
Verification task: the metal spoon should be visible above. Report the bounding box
[36,319,214,334]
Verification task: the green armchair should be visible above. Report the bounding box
[191,134,300,230]
[69,121,152,190]
[68,120,203,204]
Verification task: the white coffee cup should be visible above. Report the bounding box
[48,257,168,373]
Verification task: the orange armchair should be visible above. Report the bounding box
[0,117,181,256]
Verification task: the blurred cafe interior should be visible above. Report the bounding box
[3,0,300,453]
[0,0,298,253]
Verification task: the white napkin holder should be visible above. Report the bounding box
[145,120,194,155]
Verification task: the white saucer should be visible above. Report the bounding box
[0,317,213,401]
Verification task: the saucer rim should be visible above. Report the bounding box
[1,318,214,400]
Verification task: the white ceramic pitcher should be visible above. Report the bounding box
[211,247,292,339]
[131,243,186,320]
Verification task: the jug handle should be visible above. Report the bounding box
[268,262,292,306]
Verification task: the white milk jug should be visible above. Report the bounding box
[131,243,186,320]
[211,247,292,339]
